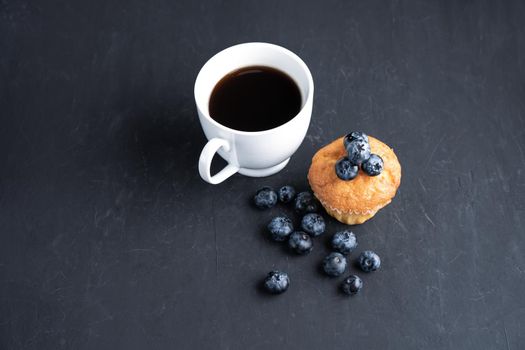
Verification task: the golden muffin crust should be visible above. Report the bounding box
[307,136,401,225]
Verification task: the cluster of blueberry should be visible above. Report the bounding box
[254,186,381,296]
[335,131,384,180]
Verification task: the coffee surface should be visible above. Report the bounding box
[209,66,302,132]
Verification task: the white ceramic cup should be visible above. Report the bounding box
[194,42,314,184]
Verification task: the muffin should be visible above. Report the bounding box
[308,136,401,225]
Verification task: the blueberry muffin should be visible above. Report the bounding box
[307,136,401,225]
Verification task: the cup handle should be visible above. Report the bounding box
[198,138,239,184]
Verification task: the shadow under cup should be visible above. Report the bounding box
[194,42,314,184]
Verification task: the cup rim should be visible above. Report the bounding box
[194,42,314,136]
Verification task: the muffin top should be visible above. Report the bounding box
[308,136,401,215]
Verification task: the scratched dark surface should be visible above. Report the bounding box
[1,0,525,349]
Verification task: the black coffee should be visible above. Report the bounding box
[209,66,302,132]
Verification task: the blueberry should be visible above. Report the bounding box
[294,191,318,213]
[331,230,358,254]
[300,213,325,237]
[267,216,293,242]
[253,187,278,209]
[278,185,296,203]
[343,131,369,148]
[358,250,381,272]
[346,139,371,166]
[362,154,384,176]
[263,271,290,294]
[341,275,363,295]
[322,252,347,277]
[288,231,313,255]
[335,157,359,181]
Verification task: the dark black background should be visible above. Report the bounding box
[1,0,524,349]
